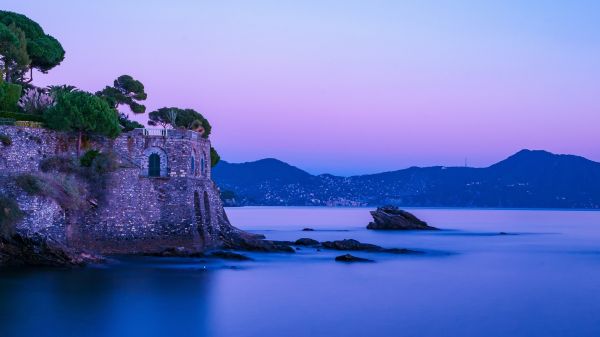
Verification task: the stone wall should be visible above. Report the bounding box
[0,177,67,244]
[0,126,230,254]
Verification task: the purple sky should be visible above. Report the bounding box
[4,1,600,175]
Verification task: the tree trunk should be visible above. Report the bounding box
[77,131,82,158]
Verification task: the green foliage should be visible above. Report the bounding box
[0,133,11,145]
[0,82,22,111]
[96,75,147,114]
[80,149,99,167]
[0,110,44,122]
[0,22,30,82]
[47,84,77,96]
[148,107,212,137]
[0,196,23,238]
[118,112,144,132]
[89,152,119,175]
[15,173,44,195]
[210,147,220,167]
[44,90,120,138]
[0,11,65,79]
[40,156,79,173]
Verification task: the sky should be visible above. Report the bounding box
[3,0,600,175]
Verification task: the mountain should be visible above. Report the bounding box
[212,150,600,209]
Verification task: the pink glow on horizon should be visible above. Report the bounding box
[3,1,600,175]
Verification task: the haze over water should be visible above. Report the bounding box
[2,207,600,337]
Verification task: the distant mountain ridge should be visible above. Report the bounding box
[212,150,600,209]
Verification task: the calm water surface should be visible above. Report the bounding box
[2,207,600,337]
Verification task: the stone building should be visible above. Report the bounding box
[0,126,239,254]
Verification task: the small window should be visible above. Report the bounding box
[201,157,206,176]
[190,156,196,175]
[149,153,161,177]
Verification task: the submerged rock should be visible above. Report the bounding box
[208,251,252,261]
[381,248,423,255]
[335,254,374,263]
[295,238,320,246]
[0,234,104,267]
[302,228,315,231]
[144,247,204,258]
[321,239,423,255]
[367,206,437,230]
[322,239,382,251]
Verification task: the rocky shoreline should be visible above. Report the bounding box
[0,234,104,267]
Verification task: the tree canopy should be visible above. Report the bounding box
[96,75,147,114]
[44,90,120,155]
[148,107,212,137]
[210,147,220,167]
[0,11,65,83]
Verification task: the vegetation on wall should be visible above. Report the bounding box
[39,151,119,204]
[44,90,121,156]
[0,133,11,146]
[15,173,88,211]
[0,110,45,122]
[0,196,23,238]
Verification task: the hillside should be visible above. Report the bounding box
[212,150,600,208]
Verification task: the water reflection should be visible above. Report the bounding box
[0,264,214,337]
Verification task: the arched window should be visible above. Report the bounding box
[148,153,161,177]
[190,156,196,175]
[200,157,206,176]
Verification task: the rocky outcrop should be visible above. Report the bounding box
[321,239,421,254]
[322,239,381,251]
[335,254,373,263]
[219,226,295,253]
[367,206,437,230]
[0,233,104,267]
[295,238,319,246]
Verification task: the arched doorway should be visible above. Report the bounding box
[203,191,212,234]
[148,153,161,177]
[194,191,205,241]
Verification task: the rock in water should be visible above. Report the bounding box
[335,254,374,263]
[295,238,320,246]
[322,239,382,251]
[208,251,253,261]
[0,234,104,267]
[367,206,437,230]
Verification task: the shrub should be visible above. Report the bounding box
[15,173,87,211]
[40,156,79,173]
[0,134,11,146]
[15,174,45,195]
[0,110,45,122]
[90,152,118,174]
[0,82,22,112]
[80,149,100,167]
[0,196,23,238]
